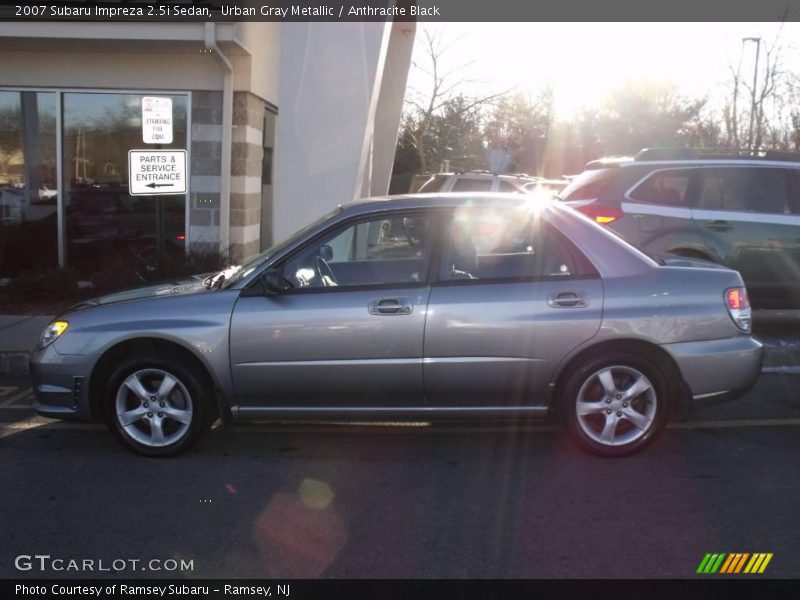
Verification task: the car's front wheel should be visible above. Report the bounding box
[105,352,210,456]
[560,351,670,457]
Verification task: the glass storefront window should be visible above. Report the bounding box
[62,93,188,274]
[0,91,58,276]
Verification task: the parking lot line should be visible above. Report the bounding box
[0,388,33,407]
[668,417,800,429]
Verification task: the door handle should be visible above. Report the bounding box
[368,298,412,315]
[548,292,587,308]
[705,220,732,231]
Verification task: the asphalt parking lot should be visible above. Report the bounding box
[1,320,799,579]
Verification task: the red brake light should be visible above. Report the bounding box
[725,287,751,331]
[726,288,750,310]
[577,205,624,225]
[176,234,186,241]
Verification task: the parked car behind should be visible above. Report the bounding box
[417,171,537,193]
[31,193,762,457]
[522,178,569,197]
[559,147,800,308]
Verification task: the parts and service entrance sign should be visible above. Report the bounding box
[128,150,187,195]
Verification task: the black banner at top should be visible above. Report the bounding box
[1,0,799,22]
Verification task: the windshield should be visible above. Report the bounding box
[218,207,342,288]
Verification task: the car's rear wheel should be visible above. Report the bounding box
[560,351,670,457]
[104,352,210,456]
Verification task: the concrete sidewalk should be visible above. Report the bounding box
[0,315,54,375]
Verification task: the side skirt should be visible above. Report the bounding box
[233,405,550,422]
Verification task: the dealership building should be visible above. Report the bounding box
[0,20,415,277]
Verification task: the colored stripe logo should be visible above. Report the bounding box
[697,553,773,574]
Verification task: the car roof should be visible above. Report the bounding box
[428,171,536,180]
[341,192,553,215]
[586,148,800,171]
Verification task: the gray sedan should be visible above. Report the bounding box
[30,194,763,457]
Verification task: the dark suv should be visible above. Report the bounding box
[559,148,800,308]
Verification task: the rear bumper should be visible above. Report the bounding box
[662,335,763,404]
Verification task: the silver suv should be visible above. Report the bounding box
[560,148,800,308]
[30,194,762,457]
[417,171,536,193]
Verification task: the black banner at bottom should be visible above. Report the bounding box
[4,579,800,600]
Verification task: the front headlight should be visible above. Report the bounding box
[39,320,69,348]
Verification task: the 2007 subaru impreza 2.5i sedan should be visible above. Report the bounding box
[30,194,763,457]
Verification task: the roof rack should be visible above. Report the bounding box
[635,147,800,162]
[452,170,536,178]
[454,169,497,176]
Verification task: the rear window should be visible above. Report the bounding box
[417,174,448,193]
[559,169,618,201]
[497,180,520,193]
[451,178,494,192]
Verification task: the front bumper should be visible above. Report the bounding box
[29,344,97,421]
[663,335,763,403]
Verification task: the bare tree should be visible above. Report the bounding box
[751,38,783,151]
[404,28,507,174]
[723,52,744,149]
[724,30,789,153]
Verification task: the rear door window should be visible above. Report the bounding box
[439,206,597,282]
[417,174,448,193]
[628,169,693,206]
[697,168,791,214]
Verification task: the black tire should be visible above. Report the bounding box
[104,351,211,457]
[559,351,671,457]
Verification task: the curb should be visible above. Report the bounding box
[760,341,800,370]
[0,352,30,376]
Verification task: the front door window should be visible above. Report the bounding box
[280,213,434,289]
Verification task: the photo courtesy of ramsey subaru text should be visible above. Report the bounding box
[30,194,763,457]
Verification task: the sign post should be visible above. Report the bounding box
[128,149,187,196]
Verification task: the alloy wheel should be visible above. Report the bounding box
[114,368,194,448]
[574,365,657,447]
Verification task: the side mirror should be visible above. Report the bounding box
[263,269,284,296]
[319,244,333,261]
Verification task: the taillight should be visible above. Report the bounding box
[577,204,624,224]
[725,287,751,332]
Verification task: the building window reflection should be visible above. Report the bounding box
[0,91,58,276]
[62,93,187,273]
[1,90,189,280]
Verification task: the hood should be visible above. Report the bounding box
[67,274,211,312]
